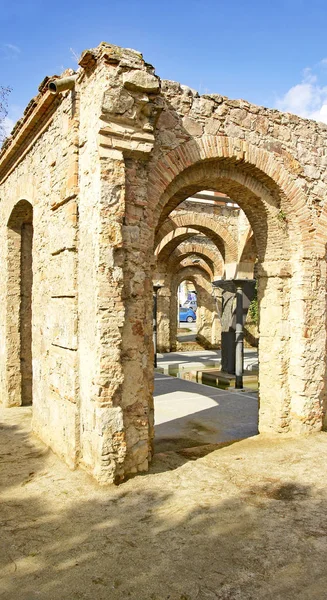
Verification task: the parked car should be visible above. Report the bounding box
[179,307,197,323]
[183,299,197,311]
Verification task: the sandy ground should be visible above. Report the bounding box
[1,407,327,600]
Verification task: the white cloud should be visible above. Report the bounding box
[276,66,327,124]
[4,43,20,54]
[1,43,21,59]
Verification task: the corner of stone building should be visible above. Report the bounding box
[75,42,163,483]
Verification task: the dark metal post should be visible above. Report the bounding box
[235,284,244,388]
[153,288,158,368]
[153,284,163,368]
[212,278,255,385]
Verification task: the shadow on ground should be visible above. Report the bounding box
[1,408,327,600]
[153,373,258,472]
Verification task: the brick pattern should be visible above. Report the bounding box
[1,42,327,483]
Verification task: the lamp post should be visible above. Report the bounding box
[153,284,163,368]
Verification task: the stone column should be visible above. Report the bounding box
[157,286,171,353]
[196,282,220,349]
[196,303,213,347]
[83,65,162,482]
[255,260,325,434]
[287,257,326,433]
[257,264,292,433]
[170,287,179,352]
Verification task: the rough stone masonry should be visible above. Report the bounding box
[1,42,327,483]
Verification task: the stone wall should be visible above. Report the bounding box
[0,82,81,468]
[1,42,327,483]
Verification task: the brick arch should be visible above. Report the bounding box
[155,229,200,262]
[148,135,310,260]
[3,174,37,225]
[169,265,218,349]
[239,231,257,264]
[175,257,214,279]
[155,212,237,263]
[167,242,223,278]
[172,266,213,298]
[156,226,225,265]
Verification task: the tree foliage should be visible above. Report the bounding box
[0,85,12,145]
[248,281,258,324]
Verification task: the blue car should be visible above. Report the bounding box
[179,307,196,323]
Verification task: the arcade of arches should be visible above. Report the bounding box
[1,42,327,483]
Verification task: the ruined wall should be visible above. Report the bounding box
[147,80,327,435]
[0,82,80,467]
[1,41,327,484]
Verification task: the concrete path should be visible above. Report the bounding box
[177,321,197,342]
[157,348,258,374]
[154,372,258,452]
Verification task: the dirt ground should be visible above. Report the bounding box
[1,407,327,600]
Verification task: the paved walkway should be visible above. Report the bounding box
[177,321,197,342]
[157,348,258,374]
[154,371,258,452]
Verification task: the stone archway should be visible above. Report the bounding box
[2,42,326,485]
[155,212,238,275]
[6,200,33,407]
[143,139,316,440]
[93,129,322,481]
[155,237,223,351]
[170,266,220,350]
[156,232,224,278]
[167,243,223,278]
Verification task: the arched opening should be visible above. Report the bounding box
[118,137,313,479]
[6,200,33,407]
[149,153,296,448]
[176,278,198,348]
[151,186,260,454]
[172,268,220,350]
[154,196,231,353]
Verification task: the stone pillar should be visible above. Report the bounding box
[81,63,162,482]
[170,290,178,351]
[255,260,325,434]
[225,262,237,279]
[196,284,221,349]
[257,265,292,433]
[157,286,171,353]
[288,258,326,433]
[79,148,155,483]
[211,310,221,347]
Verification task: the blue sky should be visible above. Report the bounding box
[1,0,327,132]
